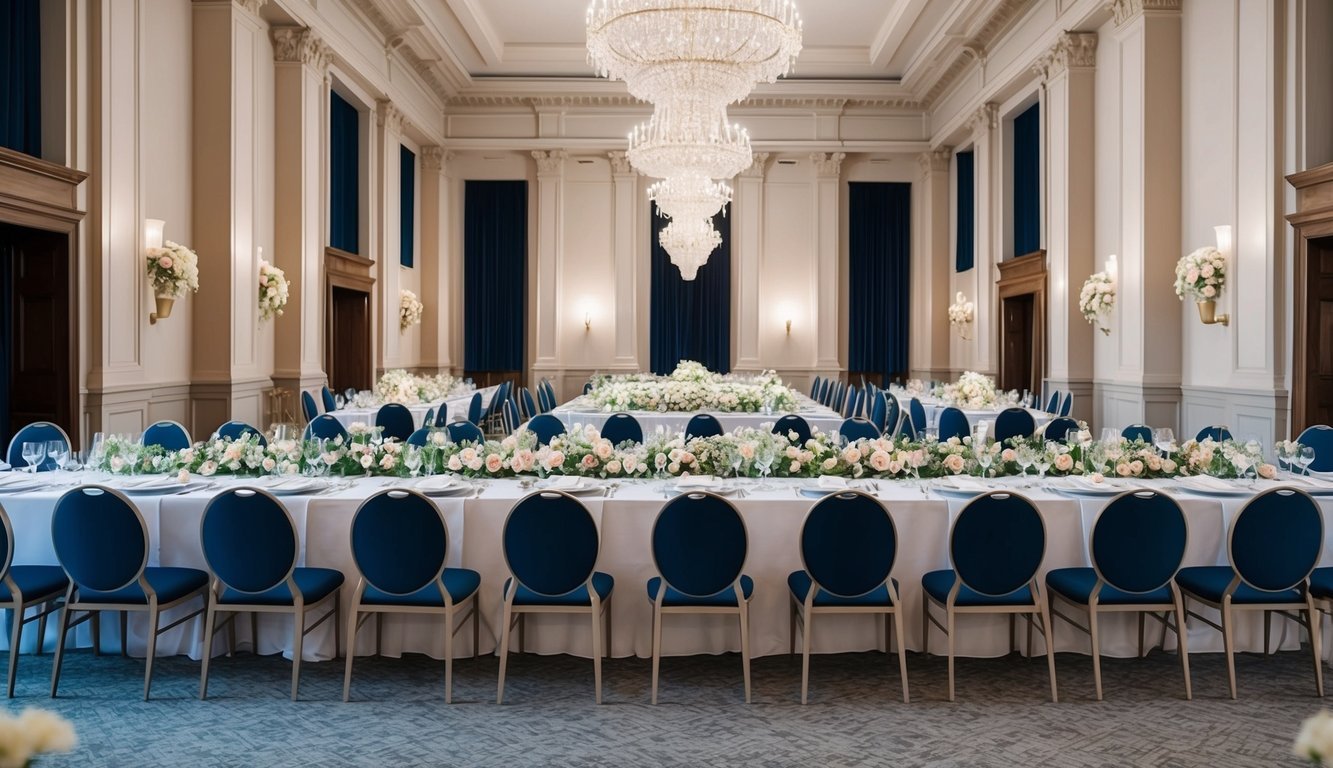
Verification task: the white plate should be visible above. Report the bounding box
[1052,478,1130,498]
[0,478,47,494]
[120,479,212,496]
[1172,481,1253,498]
[414,478,472,497]
[244,477,328,496]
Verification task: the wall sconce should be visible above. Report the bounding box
[1105,253,1117,279]
[584,312,592,333]
[1198,225,1231,327]
[145,219,173,325]
[785,318,792,336]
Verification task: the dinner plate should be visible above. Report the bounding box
[412,477,473,497]
[118,479,213,496]
[1172,478,1253,498]
[243,477,328,496]
[1051,479,1130,498]
[929,478,992,500]
[0,478,47,494]
[541,479,606,496]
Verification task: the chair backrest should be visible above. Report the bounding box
[302,391,320,423]
[994,408,1037,443]
[406,427,431,447]
[303,414,349,442]
[843,386,860,418]
[908,398,927,437]
[869,391,888,432]
[938,407,970,442]
[502,399,521,434]
[1044,391,1060,414]
[1196,425,1233,442]
[375,403,415,442]
[445,420,484,445]
[143,420,192,452]
[422,408,436,430]
[527,414,566,447]
[538,381,555,412]
[351,490,448,596]
[600,412,643,445]
[1121,424,1153,443]
[950,492,1045,597]
[434,402,449,428]
[1091,491,1187,594]
[1043,417,1081,443]
[320,385,337,413]
[772,414,812,446]
[809,376,821,399]
[487,381,511,419]
[503,491,599,597]
[520,389,539,420]
[0,505,13,585]
[817,379,830,405]
[651,493,748,598]
[1228,487,1323,593]
[201,489,297,595]
[839,417,880,442]
[51,486,148,593]
[799,491,896,599]
[467,392,484,425]
[685,413,724,440]
[1059,392,1073,417]
[883,394,902,437]
[6,422,72,471]
[215,421,267,447]
[583,381,593,396]
[1297,425,1333,472]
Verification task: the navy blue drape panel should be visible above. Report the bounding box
[1013,102,1041,256]
[955,150,974,272]
[848,182,911,386]
[464,181,527,372]
[329,92,359,254]
[1,0,42,156]
[0,247,10,449]
[400,145,415,268]
[650,209,731,375]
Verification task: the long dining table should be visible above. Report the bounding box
[3,470,1330,667]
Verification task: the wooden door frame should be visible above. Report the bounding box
[324,246,375,392]
[996,251,1047,395]
[1287,163,1333,433]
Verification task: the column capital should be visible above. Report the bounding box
[607,151,634,176]
[532,150,568,176]
[740,152,771,179]
[193,0,267,16]
[1108,0,1180,27]
[918,147,952,177]
[270,27,331,71]
[376,100,406,135]
[967,103,998,138]
[810,152,846,178]
[421,146,451,174]
[1033,31,1098,81]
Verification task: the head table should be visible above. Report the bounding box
[551,394,846,436]
[326,385,500,430]
[3,470,1329,669]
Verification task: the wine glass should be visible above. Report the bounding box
[1153,428,1175,455]
[49,442,71,472]
[924,427,939,444]
[1298,445,1316,476]
[403,445,424,478]
[88,432,105,469]
[303,438,323,477]
[1034,444,1052,480]
[21,442,43,473]
[1014,444,1035,478]
[754,442,775,490]
[1100,428,1119,446]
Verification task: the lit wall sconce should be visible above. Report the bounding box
[584,312,592,333]
[1105,253,1117,278]
[145,219,173,325]
[785,318,792,336]
[1198,225,1230,327]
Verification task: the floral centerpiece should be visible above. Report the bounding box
[0,708,76,767]
[1175,246,1227,324]
[934,371,1004,410]
[1079,271,1116,335]
[146,240,200,300]
[586,361,797,414]
[947,292,975,340]
[372,369,467,406]
[399,289,423,331]
[258,258,290,322]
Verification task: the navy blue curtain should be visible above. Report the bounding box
[1013,102,1041,256]
[329,92,359,254]
[400,145,415,268]
[1,0,42,157]
[0,245,10,449]
[464,181,527,372]
[848,183,911,386]
[650,209,731,374]
[955,150,974,272]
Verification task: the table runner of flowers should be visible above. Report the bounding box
[344,369,470,408]
[929,371,1020,411]
[584,360,798,413]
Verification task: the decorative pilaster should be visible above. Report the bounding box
[420,147,453,371]
[911,148,952,379]
[532,150,567,366]
[811,153,845,372]
[964,104,998,373]
[375,100,408,371]
[734,153,769,370]
[608,151,639,366]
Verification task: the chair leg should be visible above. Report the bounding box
[472,600,480,659]
[739,603,752,704]
[8,605,23,698]
[1159,608,1170,651]
[1264,610,1272,656]
[590,605,603,705]
[1088,606,1103,701]
[228,611,238,659]
[375,613,382,657]
[91,611,100,657]
[119,610,127,657]
[1221,602,1237,700]
[291,608,305,701]
[893,611,910,704]
[143,605,160,701]
[800,607,812,705]
[1027,613,1035,657]
[1137,611,1146,658]
[1172,591,1192,701]
[518,614,525,654]
[443,607,455,705]
[342,607,359,703]
[1039,598,1059,704]
[605,597,613,659]
[333,599,341,660]
[36,602,48,655]
[1008,613,1015,655]
[789,601,797,655]
[1309,598,1325,698]
[251,611,258,654]
[946,606,956,702]
[921,597,930,657]
[496,602,514,704]
[49,598,74,698]
[650,607,662,705]
[199,601,218,700]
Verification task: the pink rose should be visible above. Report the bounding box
[869,450,891,472]
[1186,268,1199,283]
[581,454,599,469]
[1258,463,1277,479]
[486,454,504,473]
[943,454,965,474]
[545,451,565,470]
[1202,285,1216,297]
[158,256,173,269]
[1053,453,1073,472]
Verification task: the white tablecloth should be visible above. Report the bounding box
[551,394,846,436]
[327,385,498,430]
[4,473,1328,665]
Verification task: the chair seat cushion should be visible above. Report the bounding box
[219,568,344,606]
[0,565,69,603]
[1309,567,1333,599]
[362,569,481,606]
[787,571,897,607]
[505,572,614,606]
[647,575,754,607]
[78,567,209,605]
[922,569,1034,606]
[1046,567,1174,606]
[1176,565,1305,604]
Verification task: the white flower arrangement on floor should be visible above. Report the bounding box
[1295,710,1333,766]
[145,241,200,299]
[257,258,290,322]
[586,361,797,414]
[399,289,423,332]
[1174,246,1226,302]
[947,292,975,340]
[1078,271,1116,335]
[0,707,77,767]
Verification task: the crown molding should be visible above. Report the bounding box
[1109,0,1182,27]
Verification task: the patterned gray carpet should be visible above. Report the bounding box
[7,648,1324,767]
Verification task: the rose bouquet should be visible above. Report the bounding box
[1079,271,1116,335]
[258,259,290,322]
[399,289,423,331]
[1174,246,1226,302]
[146,241,200,299]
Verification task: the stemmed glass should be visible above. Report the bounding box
[1014,444,1035,479]
[403,445,424,478]
[1298,445,1316,476]
[21,442,43,474]
[48,441,71,472]
[754,442,775,490]
[971,425,992,478]
[1033,443,1052,480]
[1153,428,1176,456]
[303,438,323,478]
[1277,441,1300,476]
[1099,428,1119,446]
[729,445,744,481]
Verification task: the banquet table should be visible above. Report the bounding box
[551,394,846,436]
[327,385,499,430]
[889,391,1049,433]
[4,471,1330,667]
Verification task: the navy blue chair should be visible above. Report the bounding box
[938,407,970,443]
[1046,491,1191,701]
[788,491,907,704]
[809,376,822,399]
[907,398,927,440]
[502,399,523,435]
[302,391,319,423]
[406,428,431,447]
[344,490,480,703]
[817,379,831,406]
[1176,487,1324,699]
[143,421,191,452]
[1195,425,1233,443]
[869,391,888,433]
[526,414,566,447]
[49,486,209,699]
[0,503,68,697]
[538,380,556,413]
[648,493,753,704]
[583,381,594,396]
[994,408,1037,443]
[445,421,484,445]
[1059,392,1073,417]
[520,388,540,420]
[467,392,484,426]
[320,385,337,414]
[214,421,267,448]
[6,422,71,471]
[600,413,643,446]
[1043,417,1081,443]
[921,491,1056,702]
[434,403,449,428]
[839,417,880,442]
[303,414,348,442]
[685,414,724,440]
[843,386,861,419]
[422,408,435,430]
[883,394,904,438]
[199,489,343,700]
[772,415,812,446]
[1122,424,1153,443]
[375,404,415,442]
[1045,391,1061,414]
[498,492,613,704]
[1297,425,1333,472]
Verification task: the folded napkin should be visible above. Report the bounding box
[549,476,587,489]
[675,474,717,489]
[1069,474,1118,489]
[417,476,461,491]
[816,476,849,490]
[1179,475,1239,491]
[939,476,989,492]
[0,462,8,471]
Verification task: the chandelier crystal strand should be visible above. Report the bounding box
[659,217,723,281]
[647,176,733,222]
[627,104,752,181]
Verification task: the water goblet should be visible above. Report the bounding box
[754,443,775,490]
[1100,428,1119,446]
[88,432,106,468]
[1298,445,1316,476]
[1153,428,1175,456]
[303,438,323,477]
[50,443,71,472]
[1014,444,1035,478]
[21,442,43,473]
[403,445,424,478]
[1034,444,1052,480]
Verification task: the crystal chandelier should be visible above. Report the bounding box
[658,217,723,281]
[647,175,732,223]
[627,104,752,181]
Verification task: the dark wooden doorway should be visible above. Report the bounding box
[324,247,375,395]
[996,251,1047,399]
[1000,293,1035,393]
[1289,164,1333,434]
